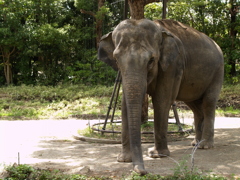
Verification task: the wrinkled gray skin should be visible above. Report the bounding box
[98,19,224,175]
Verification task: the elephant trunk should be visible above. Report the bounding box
[122,73,147,175]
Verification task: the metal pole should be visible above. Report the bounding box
[111,74,122,123]
[102,71,121,131]
[172,103,183,132]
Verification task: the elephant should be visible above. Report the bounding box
[98,19,224,175]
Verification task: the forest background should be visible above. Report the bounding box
[0,0,239,87]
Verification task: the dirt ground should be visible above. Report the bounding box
[1,118,240,179]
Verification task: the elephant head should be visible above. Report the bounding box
[98,19,183,174]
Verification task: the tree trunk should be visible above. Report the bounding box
[3,58,13,85]
[128,0,158,19]
[1,46,14,85]
[162,0,167,19]
[4,57,12,85]
[128,0,145,19]
[229,0,238,77]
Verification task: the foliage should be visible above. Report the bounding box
[145,3,163,20]
[145,0,239,83]
[129,155,234,180]
[4,162,236,180]
[5,164,35,180]
[0,0,239,86]
[0,0,116,86]
[129,172,229,180]
[4,164,106,180]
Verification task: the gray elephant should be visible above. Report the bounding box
[98,19,224,175]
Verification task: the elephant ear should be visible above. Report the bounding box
[98,32,118,71]
[159,30,181,72]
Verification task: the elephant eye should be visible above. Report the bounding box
[148,57,154,68]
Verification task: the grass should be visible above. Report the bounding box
[217,84,240,115]
[2,161,239,180]
[0,83,239,120]
[0,84,121,120]
[2,164,109,180]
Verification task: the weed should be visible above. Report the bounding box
[5,164,35,180]
[3,161,236,180]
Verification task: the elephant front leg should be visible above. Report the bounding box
[148,100,171,158]
[117,95,132,162]
[191,116,203,147]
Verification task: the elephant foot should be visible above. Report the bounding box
[134,165,148,176]
[191,139,214,149]
[117,152,132,162]
[198,139,214,149]
[148,147,170,158]
[191,139,198,146]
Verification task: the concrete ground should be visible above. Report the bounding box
[0,117,240,178]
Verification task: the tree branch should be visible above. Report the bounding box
[129,0,161,5]
[145,0,160,5]
[80,9,96,18]
[9,46,15,56]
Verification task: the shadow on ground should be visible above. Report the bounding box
[29,128,240,178]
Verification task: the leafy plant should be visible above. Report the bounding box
[4,164,91,180]
[5,164,35,180]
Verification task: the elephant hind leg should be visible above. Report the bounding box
[186,95,217,149]
[199,94,218,149]
[185,100,204,146]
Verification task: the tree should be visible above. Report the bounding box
[228,0,239,77]
[76,0,109,47]
[0,0,25,85]
[0,0,237,86]
[146,0,239,83]
[128,0,160,19]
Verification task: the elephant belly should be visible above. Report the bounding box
[175,57,222,102]
[176,81,207,102]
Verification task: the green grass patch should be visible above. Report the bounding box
[0,84,120,120]
[216,106,240,117]
[3,163,237,180]
[3,164,108,180]
[0,83,239,120]
[217,84,240,115]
